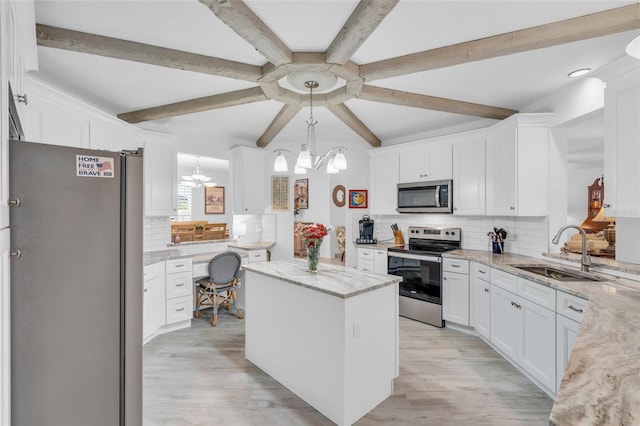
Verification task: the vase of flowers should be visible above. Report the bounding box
[296,223,333,272]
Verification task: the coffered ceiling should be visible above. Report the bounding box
[32,1,640,151]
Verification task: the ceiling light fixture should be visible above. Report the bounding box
[568,68,592,78]
[626,35,640,59]
[181,156,216,188]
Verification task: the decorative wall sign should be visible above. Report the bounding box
[271,175,289,211]
[294,178,309,210]
[204,186,225,214]
[332,185,346,207]
[349,189,368,209]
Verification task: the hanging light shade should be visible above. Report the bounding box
[333,148,347,170]
[274,151,288,172]
[295,144,313,169]
[326,157,339,174]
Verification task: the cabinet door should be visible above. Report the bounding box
[490,285,521,361]
[453,137,486,215]
[357,248,374,272]
[486,125,517,216]
[399,143,452,183]
[604,68,640,217]
[473,278,491,340]
[519,298,556,392]
[442,271,469,326]
[374,249,388,274]
[143,275,160,340]
[144,139,177,217]
[232,147,265,214]
[370,152,399,214]
[556,314,581,392]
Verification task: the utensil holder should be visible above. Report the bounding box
[492,241,503,254]
[393,230,405,247]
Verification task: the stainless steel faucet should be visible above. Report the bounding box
[552,225,591,272]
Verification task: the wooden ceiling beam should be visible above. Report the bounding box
[360,85,517,120]
[325,0,399,65]
[327,104,381,147]
[256,105,302,147]
[118,87,267,123]
[361,3,640,81]
[35,24,262,82]
[199,0,292,66]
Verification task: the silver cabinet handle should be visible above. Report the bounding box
[510,206,515,210]
[176,307,184,312]
[451,264,460,268]
[10,249,22,258]
[8,198,20,207]
[174,263,185,268]
[144,288,148,293]
[603,203,611,208]
[479,269,486,274]
[484,288,489,293]
[15,93,28,105]
[568,304,583,313]
[176,283,184,287]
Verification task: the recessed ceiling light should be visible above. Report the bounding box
[568,68,592,78]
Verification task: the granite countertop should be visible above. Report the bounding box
[543,251,640,276]
[227,241,276,250]
[143,248,249,266]
[243,258,401,299]
[442,249,640,425]
[354,241,399,250]
[166,238,236,248]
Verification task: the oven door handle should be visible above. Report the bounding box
[389,252,441,263]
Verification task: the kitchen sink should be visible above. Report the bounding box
[510,265,604,282]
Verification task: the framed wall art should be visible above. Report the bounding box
[271,175,289,211]
[348,189,368,209]
[294,178,309,210]
[204,186,225,214]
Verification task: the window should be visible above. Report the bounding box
[176,185,192,221]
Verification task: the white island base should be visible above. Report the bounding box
[244,260,400,426]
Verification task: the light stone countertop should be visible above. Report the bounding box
[143,249,248,266]
[543,251,640,276]
[242,258,401,299]
[442,249,640,426]
[227,241,276,250]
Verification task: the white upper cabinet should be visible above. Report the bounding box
[485,114,551,216]
[452,133,486,215]
[144,138,177,217]
[230,146,265,215]
[3,0,38,129]
[369,150,399,215]
[602,64,640,217]
[398,141,452,183]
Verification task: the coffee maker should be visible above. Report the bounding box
[357,215,376,244]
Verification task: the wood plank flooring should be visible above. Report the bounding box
[144,313,552,425]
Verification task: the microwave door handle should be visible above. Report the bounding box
[435,185,440,207]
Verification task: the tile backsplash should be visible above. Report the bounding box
[353,214,549,259]
[143,216,172,252]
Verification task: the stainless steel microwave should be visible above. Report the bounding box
[397,179,453,213]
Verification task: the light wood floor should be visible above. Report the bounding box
[144,313,553,425]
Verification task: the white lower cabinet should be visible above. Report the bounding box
[165,258,192,326]
[556,290,586,391]
[374,249,388,274]
[143,262,165,341]
[442,259,470,326]
[357,248,374,272]
[472,262,491,340]
[490,269,557,394]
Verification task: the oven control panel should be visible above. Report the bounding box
[407,226,461,241]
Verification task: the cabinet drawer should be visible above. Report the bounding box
[472,262,491,282]
[518,278,556,311]
[166,258,192,274]
[443,258,469,274]
[358,248,374,260]
[166,271,193,299]
[248,250,267,262]
[556,291,588,323]
[165,296,192,324]
[358,259,374,272]
[192,262,208,279]
[491,268,518,293]
[144,262,163,282]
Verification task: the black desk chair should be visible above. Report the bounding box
[194,251,244,327]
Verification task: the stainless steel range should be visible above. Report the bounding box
[387,226,461,327]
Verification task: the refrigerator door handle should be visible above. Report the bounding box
[10,248,22,259]
[9,198,21,207]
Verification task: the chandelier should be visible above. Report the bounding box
[181,156,216,188]
[273,77,347,174]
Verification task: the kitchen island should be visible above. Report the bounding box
[243,259,401,426]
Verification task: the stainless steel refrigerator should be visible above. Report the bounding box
[9,140,143,426]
